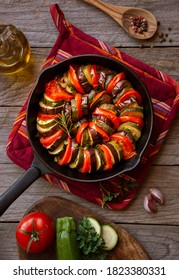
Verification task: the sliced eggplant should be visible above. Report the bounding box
[99,103,118,114]
[104,141,122,164]
[117,130,136,147]
[92,114,113,127]
[88,127,100,146]
[80,127,91,148]
[77,66,93,93]
[90,93,112,111]
[112,80,132,98]
[68,146,84,169]
[39,100,65,115]
[87,147,97,172]
[49,141,65,156]
[104,73,116,89]
[70,140,80,162]
[98,68,114,89]
[93,119,115,135]
[113,86,133,103]
[115,96,136,110]
[94,147,105,171]
[71,117,89,137]
[47,131,68,152]
[36,122,60,137]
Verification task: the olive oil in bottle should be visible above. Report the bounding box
[0,25,31,74]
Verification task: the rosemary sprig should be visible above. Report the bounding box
[55,111,72,137]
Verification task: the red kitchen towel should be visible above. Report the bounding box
[6,4,179,210]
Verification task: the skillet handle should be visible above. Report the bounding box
[0,166,41,217]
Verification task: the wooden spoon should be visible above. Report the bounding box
[83,0,158,39]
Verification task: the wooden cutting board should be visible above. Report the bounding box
[18,196,150,260]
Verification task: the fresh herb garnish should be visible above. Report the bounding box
[99,179,139,208]
[99,183,120,209]
[55,111,72,137]
[77,217,107,260]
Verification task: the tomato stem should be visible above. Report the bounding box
[20,219,48,253]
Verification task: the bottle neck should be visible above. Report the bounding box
[0,25,18,56]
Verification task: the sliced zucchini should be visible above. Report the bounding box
[36,118,56,128]
[49,141,65,156]
[118,122,142,141]
[80,128,91,148]
[101,224,118,251]
[42,93,65,107]
[94,148,105,171]
[94,119,115,135]
[112,80,132,98]
[99,103,117,114]
[69,147,84,169]
[82,64,92,85]
[108,140,123,162]
[113,86,133,103]
[104,142,121,164]
[120,107,144,118]
[39,100,64,115]
[36,122,59,137]
[87,217,101,235]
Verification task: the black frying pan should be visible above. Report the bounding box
[0,55,153,216]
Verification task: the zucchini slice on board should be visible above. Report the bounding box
[87,217,101,235]
[101,224,118,251]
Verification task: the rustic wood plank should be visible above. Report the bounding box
[0,0,178,47]
[0,222,178,260]
[0,164,179,225]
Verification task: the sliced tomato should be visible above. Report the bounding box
[39,129,65,148]
[45,78,73,101]
[110,133,136,160]
[68,65,85,93]
[57,137,72,165]
[89,90,106,109]
[75,93,83,119]
[99,144,114,170]
[76,122,89,145]
[119,116,144,127]
[79,149,91,173]
[115,90,142,105]
[90,65,99,88]
[89,122,109,142]
[93,107,121,129]
[106,72,126,94]
[37,113,59,120]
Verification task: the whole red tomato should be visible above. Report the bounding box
[16,212,55,253]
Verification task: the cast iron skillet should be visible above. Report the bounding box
[0,55,153,216]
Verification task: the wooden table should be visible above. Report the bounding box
[0,0,179,260]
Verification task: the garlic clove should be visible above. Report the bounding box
[143,194,157,213]
[150,188,164,205]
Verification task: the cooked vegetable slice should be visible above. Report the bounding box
[106,72,126,94]
[115,89,142,105]
[101,224,118,250]
[68,65,85,94]
[45,78,73,101]
[110,132,136,160]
